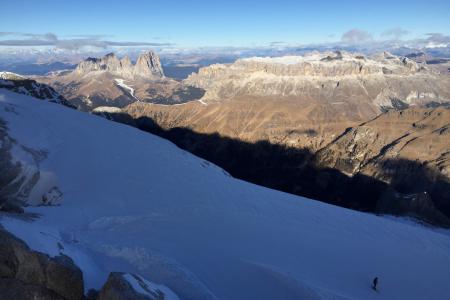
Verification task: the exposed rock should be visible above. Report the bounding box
[86,288,100,300]
[0,117,62,209]
[0,200,24,213]
[0,278,64,300]
[0,118,38,208]
[14,246,48,285]
[0,229,21,278]
[98,272,174,300]
[0,71,75,108]
[134,51,164,78]
[46,255,84,300]
[185,51,450,111]
[74,51,164,80]
[0,228,84,300]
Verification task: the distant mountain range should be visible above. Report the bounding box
[1,42,449,76]
[3,49,450,225]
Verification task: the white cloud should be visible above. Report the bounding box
[381,27,409,40]
[0,32,174,50]
[341,29,373,44]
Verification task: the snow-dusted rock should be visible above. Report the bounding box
[98,272,179,300]
[0,71,75,108]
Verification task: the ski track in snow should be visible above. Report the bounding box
[1,88,450,300]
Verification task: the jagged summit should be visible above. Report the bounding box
[134,51,164,78]
[75,50,164,80]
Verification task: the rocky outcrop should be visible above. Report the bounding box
[0,117,63,209]
[0,118,39,209]
[0,72,75,108]
[0,227,180,300]
[98,272,165,300]
[74,51,164,80]
[0,228,84,300]
[134,52,164,78]
[185,51,450,111]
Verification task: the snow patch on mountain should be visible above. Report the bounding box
[114,78,138,100]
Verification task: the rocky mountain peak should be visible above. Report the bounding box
[134,50,164,78]
[120,56,132,67]
[74,50,164,80]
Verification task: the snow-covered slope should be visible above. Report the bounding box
[0,89,450,300]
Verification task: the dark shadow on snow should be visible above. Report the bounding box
[95,111,450,227]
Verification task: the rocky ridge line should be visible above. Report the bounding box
[74,51,164,80]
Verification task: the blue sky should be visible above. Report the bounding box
[1,0,449,47]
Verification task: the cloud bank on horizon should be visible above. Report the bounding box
[0,32,173,50]
[1,29,449,52]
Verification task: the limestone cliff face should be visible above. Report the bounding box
[185,51,450,111]
[74,51,164,80]
[133,51,164,78]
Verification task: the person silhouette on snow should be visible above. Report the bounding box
[372,277,378,291]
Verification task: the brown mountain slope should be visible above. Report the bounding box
[124,100,450,187]
[316,107,450,177]
[124,95,372,151]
